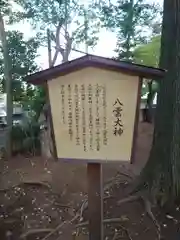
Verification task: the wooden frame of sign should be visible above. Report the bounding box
[27,54,165,240]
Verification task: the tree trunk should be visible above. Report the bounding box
[126,0,134,60]
[47,28,52,67]
[140,0,180,204]
[0,13,12,159]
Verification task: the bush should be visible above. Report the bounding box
[12,122,41,156]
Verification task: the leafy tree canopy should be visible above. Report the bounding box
[134,35,161,67]
[97,0,161,61]
[0,30,40,101]
[12,0,101,63]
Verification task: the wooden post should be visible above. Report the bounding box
[87,163,103,240]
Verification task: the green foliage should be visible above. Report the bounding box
[72,7,101,49]
[98,0,161,61]
[12,0,69,26]
[0,0,12,16]
[13,0,101,55]
[0,30,40,101]
[12,122,41,155]
[23,85,46,121]
[133,35,161,106]
[0,1,45,121]
[134,35,161,67]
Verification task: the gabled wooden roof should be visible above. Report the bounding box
[27,54,166,85]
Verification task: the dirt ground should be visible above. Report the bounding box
[0,122,179,240]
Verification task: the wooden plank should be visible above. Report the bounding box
[87,163,103,240]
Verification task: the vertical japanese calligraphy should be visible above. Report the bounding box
[60,85,65,124]
[68,84,73,140]
[102,85,107,145]
[95,84,100,151]
[113,98,123,136]
[81,84,86,151]
[60,83,110,151]
[59,83,125,151]
[74,84,80,145]
[88,84,93,150]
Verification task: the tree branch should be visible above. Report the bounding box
[47,28,52,67]
[117,195,140,206]
[71,23,85,39]
[20,228,54,239]
[143,197,161,240]
[76,217,128,228]
[41,213,80,240]
[63,36,72,62]
[51,21,63,66]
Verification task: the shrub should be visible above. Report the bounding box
[12,122,41,156]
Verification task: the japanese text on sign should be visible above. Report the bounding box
[113,98,123,136]
[68,84,73,140]
[60,84,124,152]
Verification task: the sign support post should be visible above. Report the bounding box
[87,163,103,240]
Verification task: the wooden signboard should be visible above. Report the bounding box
[27,54,165,240]
[48,67,139,162]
